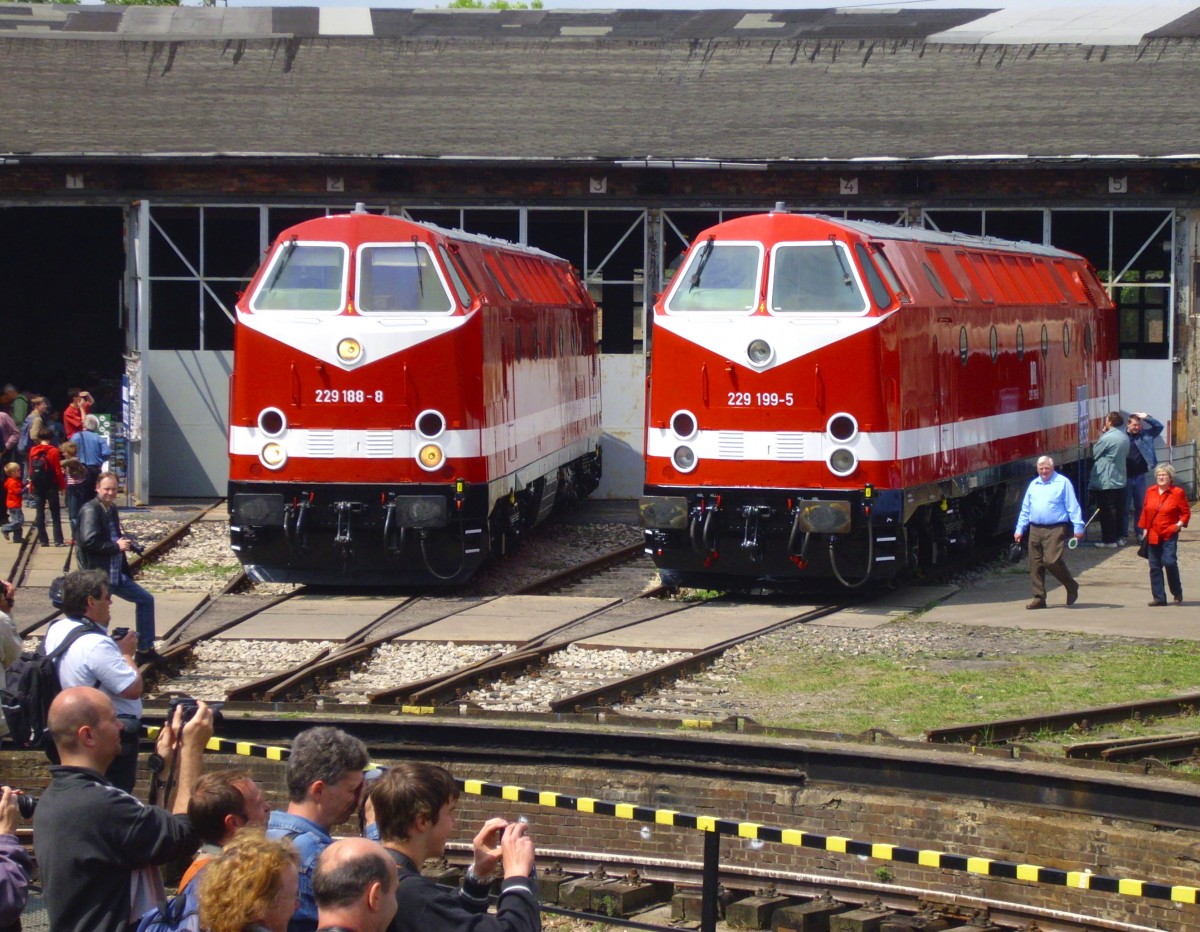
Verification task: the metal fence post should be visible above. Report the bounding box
[701,829,719,932]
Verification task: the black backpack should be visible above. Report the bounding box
[1,620,102,755]
[29,448,55,494]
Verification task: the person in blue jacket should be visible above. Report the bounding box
[1124,411,1164,539]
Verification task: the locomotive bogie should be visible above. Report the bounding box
[228,207,602,585]
[642,211,1116,591]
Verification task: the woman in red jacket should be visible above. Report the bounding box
[1138,463,1190,606]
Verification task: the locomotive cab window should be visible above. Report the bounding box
[665,241,762,313]
[768,242,867,314]
[854,243,893,308]
[356,244,452,314]
[250,242,347,313]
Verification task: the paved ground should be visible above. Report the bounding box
[920,533,1197,638]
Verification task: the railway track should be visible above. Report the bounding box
[148,541,665,704]
[482,844,1153,932]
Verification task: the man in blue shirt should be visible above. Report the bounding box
[1014,456,1085,610]
[267,726,368,932]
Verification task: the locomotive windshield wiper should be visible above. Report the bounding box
[411,236,424,298]
[829,235,853,286]
[267,236,298,290]
[689,235,716,291]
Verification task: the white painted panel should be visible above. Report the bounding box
[1119,359,1174,443]
[596,353,645,500]
[147,350,232,498]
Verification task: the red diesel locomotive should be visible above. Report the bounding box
[228,207,602,585]
[640,210,1117,590]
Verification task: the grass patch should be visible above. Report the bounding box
[733,640,1200,739]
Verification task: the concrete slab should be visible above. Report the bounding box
[219,594,405,640]
[920,536,1200,640]
[28,592,206,639]
[578,602,812,651]
[397,596,616,644]
[813,585,959,630]
[23,545,75,589]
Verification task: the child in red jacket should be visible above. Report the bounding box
[0,462,22,542]
[27,429,65,546]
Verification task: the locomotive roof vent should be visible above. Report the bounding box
[773,201,788,214]
[354,202,368,213]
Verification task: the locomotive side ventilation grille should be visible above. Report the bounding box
[775,433,805,461]
[717,432,745,459]
[364,431,394,457]
[307,431,335,458]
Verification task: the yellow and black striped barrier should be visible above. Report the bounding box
[461,778,1200,906]
[145,727,290,762]
[142,731,1199,906]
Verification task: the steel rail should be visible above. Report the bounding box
[509,542,653,595]
[1064,732,1200,762]
[368,593,692,707]
[14,500,230,639]
[222,543,660,703]
[925,691,1200,746]
[547,602,849,714]
[515,845,1154,932]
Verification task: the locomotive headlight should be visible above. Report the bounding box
[746,339,773,368]
[672,445,697,473]
[827,448,858,477]
[670,409,698,441]
[417,443,445,472]
[258,407,287,438]
[337,338,363,364]
[416,409,446,439]
[827,412,859,443]
[260,442,288,471]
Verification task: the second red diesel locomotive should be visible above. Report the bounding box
[228,207,602,585]
[640,209,1117,590]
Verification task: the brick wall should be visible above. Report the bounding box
[6,749,1194,930]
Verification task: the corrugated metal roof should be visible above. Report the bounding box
[3,4,1200,163]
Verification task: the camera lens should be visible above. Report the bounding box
[16,795,36,819]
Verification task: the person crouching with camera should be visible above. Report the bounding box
[76,471,162,667]
[34,687,213,932]
[44,569,145,791]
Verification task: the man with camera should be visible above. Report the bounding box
[34,686,213,932]
[367,762,540,932]
[76,471,161,666]
[267,726,370,932]
[44,569,144,791]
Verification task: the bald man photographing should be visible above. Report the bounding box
[33,686,213,932]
